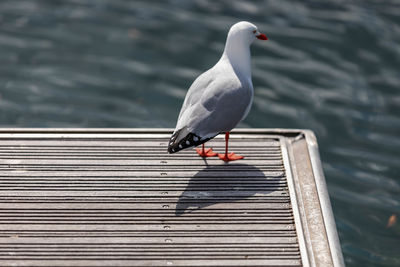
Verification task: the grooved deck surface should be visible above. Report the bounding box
[0,131,301,266]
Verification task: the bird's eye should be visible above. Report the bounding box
[252,30,257,34]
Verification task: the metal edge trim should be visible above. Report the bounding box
[280,136,311,267]
[303,130,345,267]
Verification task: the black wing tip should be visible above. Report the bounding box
[167,131,180,154]
[167,129,212,154]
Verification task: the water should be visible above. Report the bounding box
[0,0,399,265]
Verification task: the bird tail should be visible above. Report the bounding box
[168,127,213,154]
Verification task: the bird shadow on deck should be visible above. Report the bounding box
[175,163,280,216]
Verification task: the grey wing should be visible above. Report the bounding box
[186,74,253,138]
[168,69,217,153]
[174,68,215,133]
[175,70,214,124]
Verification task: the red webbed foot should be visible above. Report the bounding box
[196,147,218,157]
[218,132,245,162]
[218,152,244,162]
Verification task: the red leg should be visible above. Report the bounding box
[218,132,244,162]
[196,143,217,157]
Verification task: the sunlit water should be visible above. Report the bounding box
[0,0,399,266]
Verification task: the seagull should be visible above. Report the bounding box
[168,21,268,162]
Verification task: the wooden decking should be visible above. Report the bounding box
[0,129,344,267]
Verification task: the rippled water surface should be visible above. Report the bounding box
[0,0,399,266]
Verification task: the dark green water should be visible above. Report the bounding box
[0,0,399,265]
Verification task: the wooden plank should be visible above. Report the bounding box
[0,140,281,147]
[1,172,283,177]
[0,238,299,247]
[0,202,290,209]
[0,223,295,231]
[0,259,301,267]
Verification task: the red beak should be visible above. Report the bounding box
[256,33,268,40]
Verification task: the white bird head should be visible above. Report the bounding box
[222,21,268,77]
[226,21,268,46]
